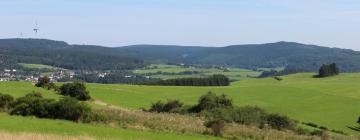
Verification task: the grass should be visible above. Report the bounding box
[0,82,59,99]
[1,73,360,135]
[0,131,95,140]
[0,114,223,140]
[133,64,261,81]
[86,73,360,134]
[19,63,64,70]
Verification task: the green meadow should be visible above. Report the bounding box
[133,64,262,80]
[1,73,360,135]
[0,114,222,140]
[18,63,64,70]
[88,73,360,134]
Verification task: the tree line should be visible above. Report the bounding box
[142,74,230,86]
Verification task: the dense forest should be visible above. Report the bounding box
[122,42,360,72]
[3,39,360,72]
[0,39,143,70]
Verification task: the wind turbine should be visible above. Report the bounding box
[33,20,39,36]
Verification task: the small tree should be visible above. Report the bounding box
[49,97,91,121]
[35,76,51,87]
[191,92,233,112]
[318,63,339,78]
[0,93,14,111]
[10,92,54,117]
[59,82,91,101]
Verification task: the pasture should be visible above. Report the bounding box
[133,64,262,81]
[18,63,64,70]
[87,73,360,134]
[0,114,222,140]
[1,73,360,135]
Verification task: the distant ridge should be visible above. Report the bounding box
[1,38,360,72]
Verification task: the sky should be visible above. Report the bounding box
[0,0,360,50]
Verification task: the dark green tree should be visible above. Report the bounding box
[191,92,233,112]
[35,76,51,87]
[59,82,91,101]
[0,93,14,111]
[318,63,339,78]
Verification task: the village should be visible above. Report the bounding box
[0,68,75,82]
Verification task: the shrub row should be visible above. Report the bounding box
[149,92,295,131]
[1,92,92,122]
[35,78,91,101]
[143,74,230,86]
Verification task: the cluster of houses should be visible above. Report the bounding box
[0,69,75,82]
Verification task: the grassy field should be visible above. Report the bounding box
[87,73,360,134]
[18,63,64,70]
[1,73,360,135]
[133,64,262,81]
[0,114,223,140]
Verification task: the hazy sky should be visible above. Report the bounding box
[1,0,360,50]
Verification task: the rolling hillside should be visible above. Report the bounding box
[2,38,360,72]
[85,73,360,134]
[1,73,360,135]
[121,42,360,72]
[0,38,143,70]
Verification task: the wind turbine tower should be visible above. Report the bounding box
[33,21,39,36]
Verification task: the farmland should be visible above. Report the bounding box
[0,114,221,140]
[133,64,263,81]
[86,73,360,134]
[1,73,360,137]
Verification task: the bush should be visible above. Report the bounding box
[191,92,232,113]
[204,120,226,136]
[49,97,91,122]
[0,93,14,111]
[10,92,54,117]
[46,82,59,91]
[35,76,51,87]
[149,100,184,113]
[149,101,165,112]
[266,113,295,130]
[201,108,234,122]
[232,106,267,126]
[10,93,92,122]
[35,76,58,90]
[163,100,183,112]
[59,82,91,101]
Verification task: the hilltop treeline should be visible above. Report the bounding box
[143,74,230,86]
[3,39,360,72]
[0,39,143,70]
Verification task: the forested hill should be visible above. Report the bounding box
[2,38,360,72]
[0,38,143,70]
[120,42,360,72]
